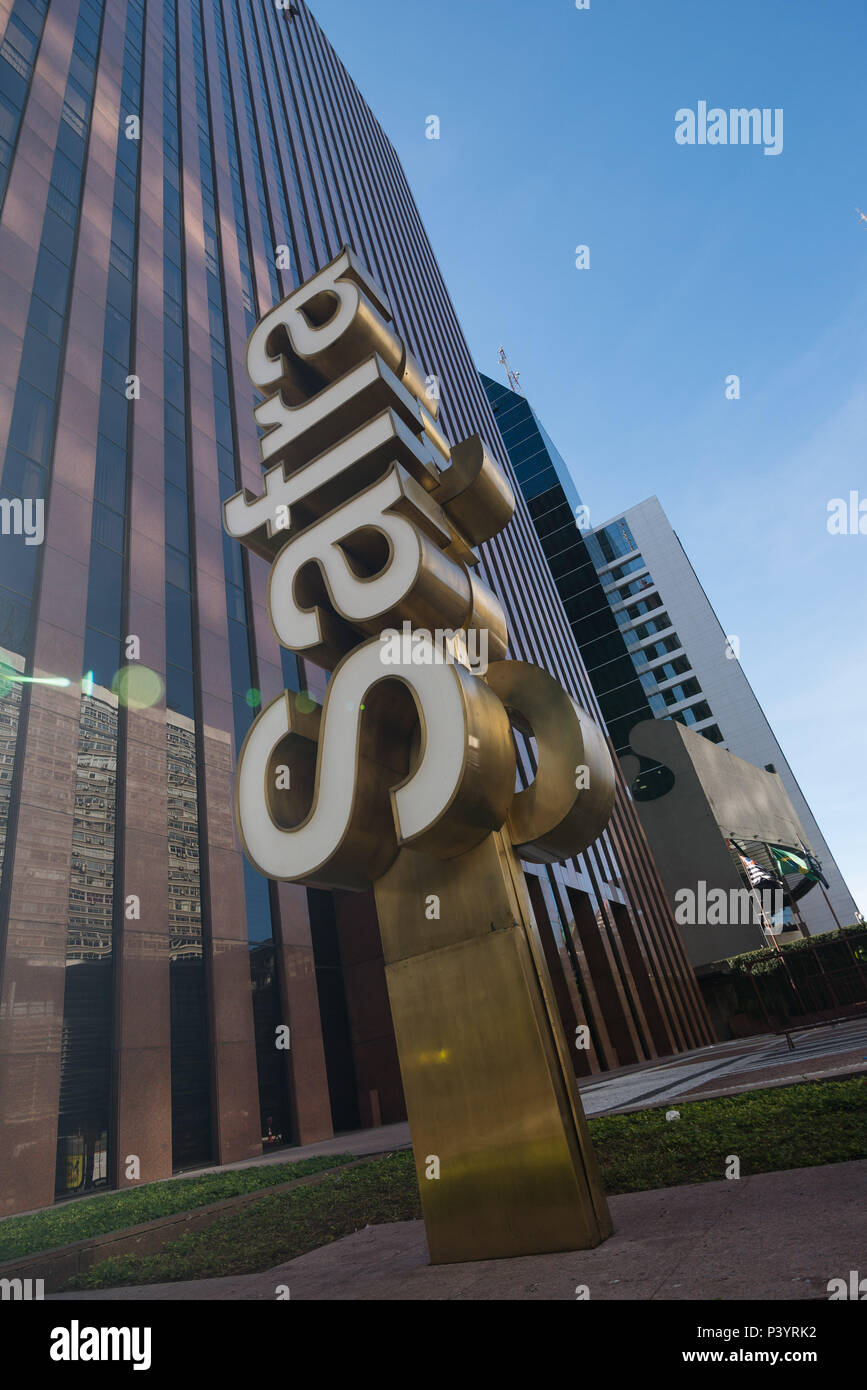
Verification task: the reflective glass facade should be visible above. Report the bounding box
[481,373,656,759]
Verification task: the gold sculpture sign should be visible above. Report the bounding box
[224,247,615,1262]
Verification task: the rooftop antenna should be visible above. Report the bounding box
[497,345,523,395]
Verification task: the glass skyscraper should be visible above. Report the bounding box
[481,371,657,761]
[0,0,712,1217]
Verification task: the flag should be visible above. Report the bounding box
[771,845,815,879]
[803,851,830,889]
[732,845,781,892]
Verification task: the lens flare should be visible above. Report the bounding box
[112,665,164,710]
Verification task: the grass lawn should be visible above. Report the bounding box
[54,1077,866,1291]
[588,1074,865,1193]
[0,1152,357,1264]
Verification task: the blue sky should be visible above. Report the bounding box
[314,0,866,914]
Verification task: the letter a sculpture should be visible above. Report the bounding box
[225,248,614,1262]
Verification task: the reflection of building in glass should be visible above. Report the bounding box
[0,647,24,881]
[167,716,202,939]
[166,712,210,1170]
[56,684,116,1198]
[68,691,116,951]
[0,0,713,1217]
[250,943,292,1147]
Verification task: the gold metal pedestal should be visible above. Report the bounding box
[374,827,612,1264]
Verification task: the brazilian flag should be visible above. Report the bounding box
[770,845,828,888]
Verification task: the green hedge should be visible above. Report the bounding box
[725,924,865,976]
[713,925,867,1021]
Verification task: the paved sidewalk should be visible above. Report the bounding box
[50,1159,867,1302]
[577,1017,867,1116]
[174,1119,412,1179]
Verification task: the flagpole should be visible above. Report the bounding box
[789,893,810,940]
[819,883,843,931]
[729,839,783,952]
[770,843,811,939]
[754,885,782,953]
[761,842,810,1011]
[795,836,843,931]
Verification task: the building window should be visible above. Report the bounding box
[586,518,637,567]
[608,557,645,582]
[0,17,39,81]
[662,678,701,706]
[633,612,671,640]
[616,575,656,602]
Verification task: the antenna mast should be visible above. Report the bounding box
[497,345,523,395]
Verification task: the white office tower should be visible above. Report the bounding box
[584,496,858,935]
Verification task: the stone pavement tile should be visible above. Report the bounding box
[645,1163,866,1301]
[579,1056,745,1115]
[177,1121,413,1181]
[684,1055,865,1096]
[51,1159,866,1302]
